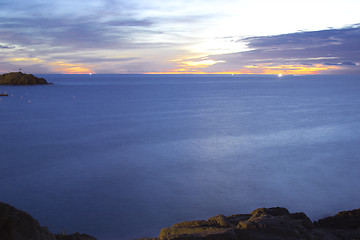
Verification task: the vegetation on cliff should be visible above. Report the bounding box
[0,72,49,85]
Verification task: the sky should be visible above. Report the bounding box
[1,0,360,74]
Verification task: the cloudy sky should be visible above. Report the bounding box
[1,0,360,74]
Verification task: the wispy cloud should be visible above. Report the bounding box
[0,0,202,73]
[1,0,360,73]
[195,25,360,74]
[0,44,15,49]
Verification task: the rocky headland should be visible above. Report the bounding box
[141,207,360,240]
[0,202,97,240]
[0,72,49,85]
[1,201,360,240]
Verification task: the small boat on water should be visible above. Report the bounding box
[0,93,8,96]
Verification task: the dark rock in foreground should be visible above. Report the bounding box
[316,208,360,229]
[0,202,97,240]
[0,72,49,85]
[2,200,360,240]
[142,207,360,240]
[55,233,97,240]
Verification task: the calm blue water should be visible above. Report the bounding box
[1,74,360,240]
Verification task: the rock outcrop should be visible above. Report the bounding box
[55,233,98,240]
[142,207,360,240]
[0,202,97,240]
[2,200,360,240]
[0,201,55,240]
[0,72,49,85]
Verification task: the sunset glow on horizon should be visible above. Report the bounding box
[48,61,94,74]
[1,0,360,74]
[145,64,340,75]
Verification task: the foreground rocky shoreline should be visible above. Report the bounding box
[142,207,360,240]
[1,201,359,240]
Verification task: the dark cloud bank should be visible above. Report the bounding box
[212,25,360,74]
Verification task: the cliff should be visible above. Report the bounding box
[142,207,360,240]
[0,202,97,240]
[0,72,49,85]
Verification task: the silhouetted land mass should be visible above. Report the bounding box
[140,207,360,240]
[0,202,97,240]
[0,72,49,85]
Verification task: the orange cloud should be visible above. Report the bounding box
[145,70,208,74]
[8,57,94,74]
[146,54,341,75]
[48,61,94,74]
[8,57,44,63]
[145,58,225,74]
[240,64,341,75]
[146,63,341,75]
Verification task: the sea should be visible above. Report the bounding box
[1,74,360,240]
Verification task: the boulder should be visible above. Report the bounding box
[315,208,360,240]
[316,208,360,229]
[0,72,49,85]
[237,207,313,240]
